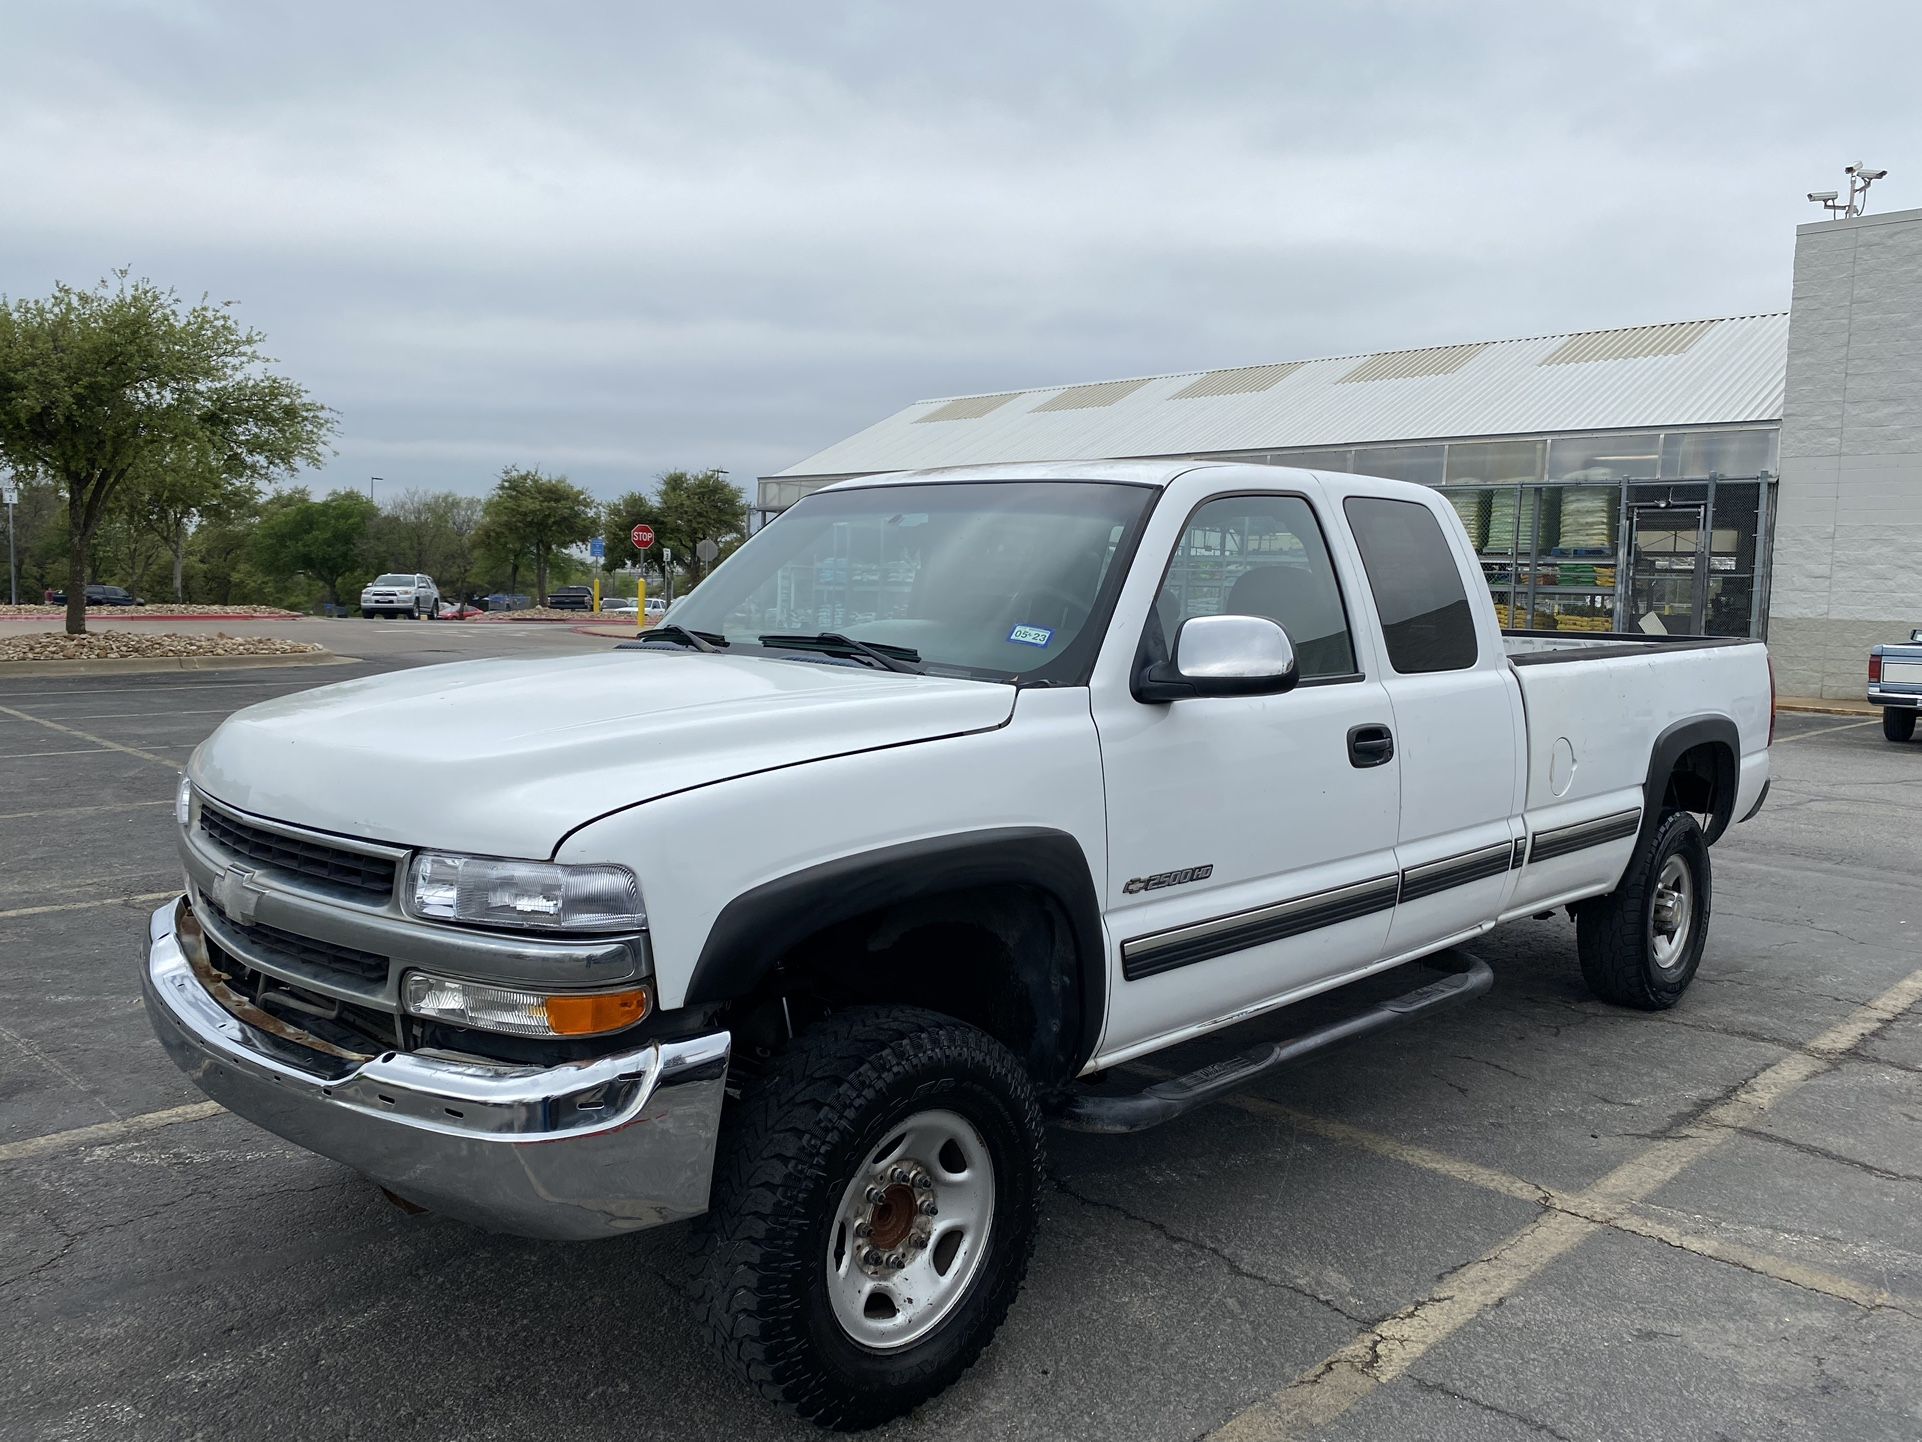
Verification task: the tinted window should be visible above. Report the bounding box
[1155,494,1356,679]
[1343,497,1479,673]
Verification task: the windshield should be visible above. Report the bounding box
[666,480,1157,682]
[372,574,414,587]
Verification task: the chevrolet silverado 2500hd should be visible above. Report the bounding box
[144,461,1772,1426]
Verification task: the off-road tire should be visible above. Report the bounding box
[1885,708,1916,743]
[1574,810,1710,1010]
[360,608,374,619]
[690,1007,1044,1430]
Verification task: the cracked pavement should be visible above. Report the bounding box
[3,650,1921,1440]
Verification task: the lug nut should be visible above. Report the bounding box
[918,1199,938,1216]
[889,1166,912,1184]
[887,1252,906,1269]
[862,1248,884,1267]
[865,1185,888,1205]
[854,1221,871,1239]
[911,1172,933,1190]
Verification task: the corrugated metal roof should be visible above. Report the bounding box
[773,313,1789,480]
[1338,342,1489,384]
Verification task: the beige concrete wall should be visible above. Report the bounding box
[1773,207,1922,697]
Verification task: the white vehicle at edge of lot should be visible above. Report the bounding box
[359,572,439,619]
[144,460,1773,1427]
[1869,627,1922,743]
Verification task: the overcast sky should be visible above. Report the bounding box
[3,0,1917,502]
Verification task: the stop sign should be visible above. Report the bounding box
[630,523,655,550]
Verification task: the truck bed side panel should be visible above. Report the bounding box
[1504,640,1771,917]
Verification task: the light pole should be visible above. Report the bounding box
[369,475,384,501]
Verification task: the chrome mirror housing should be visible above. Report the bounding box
[1135,613,1301,702]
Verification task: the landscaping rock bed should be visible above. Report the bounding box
[0,631,325,663]
[0,603,304,619]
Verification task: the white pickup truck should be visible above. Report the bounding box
[143,461,1772,1427]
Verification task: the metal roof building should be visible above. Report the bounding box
[762,312,1789,504]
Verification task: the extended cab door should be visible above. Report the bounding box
[1335,487,1526,954]
[1090,472,1403,1061]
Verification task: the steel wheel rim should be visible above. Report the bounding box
[1650,854,1694,970]
[826,1107,996,1352]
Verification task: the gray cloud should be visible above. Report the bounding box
[3,0,1917,499]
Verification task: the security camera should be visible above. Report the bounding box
[1808,191,1839,203]
[1856,166,1888,181]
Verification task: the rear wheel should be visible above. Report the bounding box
[1885,708,1916,743]
[1575,810,1710,1010]
[690,1006,1043,1429]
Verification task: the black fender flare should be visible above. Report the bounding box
[685,827,1108,1072]
[1643,715,1740,845]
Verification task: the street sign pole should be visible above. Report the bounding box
[2,483,17,606]
[664,548,673,607]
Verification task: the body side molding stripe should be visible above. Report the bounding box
[1525,808,1642,865]
[1121,874,1400,981]
[1396,841,1519,904]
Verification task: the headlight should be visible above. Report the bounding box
[175,776,194,827]
[406,852,644,932]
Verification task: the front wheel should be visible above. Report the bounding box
[690,1007,1044,1429]
[1574,811,1710,1010]
[1885,708,1917,743]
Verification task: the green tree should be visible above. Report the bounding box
[252,488,379,607]
[479,465,598,601]
[118,438,259,601]
[0,272,333,633]
[599,488,658,575]
[370,488,487,600]
[653,468,747,587]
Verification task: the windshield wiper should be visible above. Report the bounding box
[758,632,924,674]
[638,624,728,652]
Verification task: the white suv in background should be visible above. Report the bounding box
[359,573,439,619]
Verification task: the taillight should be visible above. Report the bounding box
[1870,654,1883,684]
[1768,655,1777,747]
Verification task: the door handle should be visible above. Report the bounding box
[1348,723,1395,768]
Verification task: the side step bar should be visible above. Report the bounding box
[1057,951,1494,1135]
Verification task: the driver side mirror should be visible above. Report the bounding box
[1134,613,1300,703]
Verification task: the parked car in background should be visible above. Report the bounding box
[643,596,669,622]
[600,596,639,614]
[360,574,439,619]
[544,586,595,611]
[1869,628,1922,742]
[49,584,144,606]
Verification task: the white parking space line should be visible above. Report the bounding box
[0,891,178,921]
[0,1101,223,1164]
[6,743,198,760]
[1774,719,1877,743]
[0,702,186,770]
[1208,961,1922,1442]
[31,706,247,722]
[0,677,331,702]
[0,799,174,822]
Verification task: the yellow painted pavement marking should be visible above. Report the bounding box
[0,701,185,770]
[0,1102,224,1164]
[1205,962,1922,1440]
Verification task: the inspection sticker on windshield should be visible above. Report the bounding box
[1007,623,1054,648]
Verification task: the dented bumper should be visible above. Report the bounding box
[140,898,729,1240]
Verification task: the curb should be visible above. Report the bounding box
[0,651,354,678]
[1775,698,1877,717]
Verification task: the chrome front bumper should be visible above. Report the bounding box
[141,899,730,1241]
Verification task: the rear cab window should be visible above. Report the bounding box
[1342,497,1479,673]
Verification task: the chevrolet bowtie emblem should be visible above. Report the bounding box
[214,865,264,925]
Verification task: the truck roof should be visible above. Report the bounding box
[819,459,1250,492]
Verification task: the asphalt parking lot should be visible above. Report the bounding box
[3,634,1919,1442]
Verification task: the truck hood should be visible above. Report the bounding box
[190,652,1014,856]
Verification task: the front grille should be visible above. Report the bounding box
[202,898,390,983]
[200,806,397,899]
